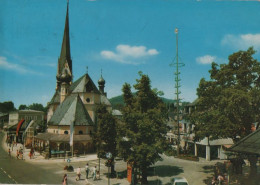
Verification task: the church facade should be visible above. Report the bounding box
[35,3,112,157]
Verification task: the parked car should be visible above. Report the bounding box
[173,177,189,185]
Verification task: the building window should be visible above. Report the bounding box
[53,130,55,133]
[64,131,68,134]
[86,98,90,103]
[79,130,83,135]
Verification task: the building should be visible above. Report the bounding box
[167,100,234,161]
[34,2,112,157]
[0,113,9,129]
[6,110,44,145]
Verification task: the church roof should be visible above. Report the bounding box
[69,73,101,94]
[101,94,111,106]
[229,128,260,155]
[57,2,72,79]
[49,90,60,105]
[48,94,93,126]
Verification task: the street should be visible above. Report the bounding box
[0,131,216,185]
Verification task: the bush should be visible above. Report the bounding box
[165,148,177,156]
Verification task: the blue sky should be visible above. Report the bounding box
[1,0,260,108]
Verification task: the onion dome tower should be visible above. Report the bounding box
[98,70,106,96]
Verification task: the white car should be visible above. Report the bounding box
[173,177,189,185]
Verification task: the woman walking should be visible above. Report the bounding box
[62,174,68,185]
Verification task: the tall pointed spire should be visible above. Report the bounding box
[56,1,73,90]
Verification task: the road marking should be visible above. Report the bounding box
[3,170,6,174]
[8,175,11,178]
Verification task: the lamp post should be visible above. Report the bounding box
[106,152,112,185]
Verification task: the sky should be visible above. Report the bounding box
[1,0,260,108]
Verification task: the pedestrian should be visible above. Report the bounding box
[31,148,34,158]
[76,167,81,181]
[16,150,19,159]
[211,176,217,185]
[217,174,224,185]
[85,163,89,179]
[8,148,11,158]
[92,166,97,181]
[63,174,68,185]
[29,151,32,159]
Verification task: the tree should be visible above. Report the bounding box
[28,103,46,113]
[117,72,169,184]
[19,104,28,110]
[191,47,260,142]
[94,104,117,175]
[0,101,16,113]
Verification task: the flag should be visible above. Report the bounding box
[16,119,25,136]
[175,28,178,34]
[22,120,34,140]
[24,120,34,134]
[70,122,74,146]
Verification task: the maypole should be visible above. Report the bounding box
[173,28,184,156]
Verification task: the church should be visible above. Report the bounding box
[35,2,112,157]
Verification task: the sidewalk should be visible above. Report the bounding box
[1,132,98,163]
[1,132,130,185]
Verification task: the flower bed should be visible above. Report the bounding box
[176,154,199,161]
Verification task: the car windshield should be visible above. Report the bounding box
[175,182,188,185]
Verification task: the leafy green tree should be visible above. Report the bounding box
[94,104,117,174]
[19,104,28,110]
[117,72,169,184]
[28,103,46,113]
[0,101,16,113]
[192,47,260,142]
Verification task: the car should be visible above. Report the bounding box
[173,177,189,185]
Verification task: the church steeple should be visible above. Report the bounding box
[56,1,72,90]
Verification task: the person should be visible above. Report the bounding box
[211,176,217,185]
[217,174,224,185]
[31,148,34,158]
[85,163,89,179]
[63,174,68,185]
[29,151,32,159]
[76,167,81,181]
[92,166,97,181]
[8,148,11,158]
[16,150,19,159]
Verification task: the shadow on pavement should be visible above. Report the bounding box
[148,165,183,177]
[148,179,163,185]
[202,165,214,174]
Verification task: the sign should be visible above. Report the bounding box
[106,152,112,159]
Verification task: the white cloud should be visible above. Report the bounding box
[0,56,43,75]
[196,55,216,65]
[0,56,28,73]
[221,34,260,50]
[100,44,159,65]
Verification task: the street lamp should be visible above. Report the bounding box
[106,152,112,185]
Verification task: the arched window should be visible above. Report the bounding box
[79,130,83,135]
[64,131,68,134]
[86,98,90,103]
